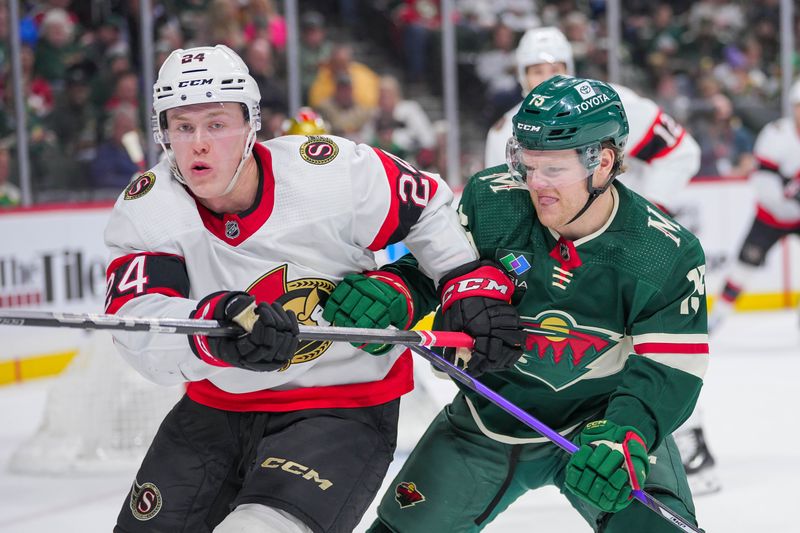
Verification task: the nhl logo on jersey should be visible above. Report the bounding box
[124,172,156,200]
[395,481,426,509]
[225,219,240,239]
[299,136,339,165]
[129,479,162,521]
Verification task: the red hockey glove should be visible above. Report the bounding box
[439,260,524,376]
[189,291,299,372]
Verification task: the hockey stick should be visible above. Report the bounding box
[0,309,473,348]
[405,344,702,533]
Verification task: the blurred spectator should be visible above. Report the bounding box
[688,0,744,44]
[308,44,379,109]
[245,38,287,114]
[104,70,139,116]
[493,0,540,33]
[243,0,286,52]
[693,93,755,178]
[19,44,54,116]
[0,81,67,190]
[91,51,134,111]
[209,0,246,51]
[393,0,441,83]
[299,11,331,100]
[0,139,20,207]
[48,61,99,169]
[89,104,141,192]
[363,75,436,168]
[370,114,408,160]
[33,8,84,89]
[316,73,372,142]
[475,23,519,126]
[562,11,595,78]
[85,15,130,69]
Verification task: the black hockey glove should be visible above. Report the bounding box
[189,291,299,372]
[439,261,525,376]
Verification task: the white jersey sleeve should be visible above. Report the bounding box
[104,161,223,386]
[484,104,519,169]
[614,85,700,211]
[750,117,800,222]
[350,143,477,283]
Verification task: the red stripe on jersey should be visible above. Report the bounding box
[755,155,780,172]
[194,143,275,246]
[365,270,414,328]
[368,148,401,251]
[755,204,800,229]
[106,287,184,314]
[186,350,414,411]
[634,342,709,355]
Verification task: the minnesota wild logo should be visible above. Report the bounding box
[516,310,624,391]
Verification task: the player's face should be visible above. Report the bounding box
[523,147,613,233]
[166,102,250,197]
[524,62,568,93]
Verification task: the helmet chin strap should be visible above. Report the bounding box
[565,171,615,225]
[220,125,258,196]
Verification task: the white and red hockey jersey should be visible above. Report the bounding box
[484,84,700,212]
[104,135,477,412]
[749,116,800,226]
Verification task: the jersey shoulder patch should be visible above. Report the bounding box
[124,171,156,200]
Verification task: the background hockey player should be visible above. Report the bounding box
[709,77,800,333]
[484,26,714,494]
[484,26,701,215]
[104,44,522,533]
[364,76,708,532]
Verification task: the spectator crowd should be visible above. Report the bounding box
[0,0,791,206]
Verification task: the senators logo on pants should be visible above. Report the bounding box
[130,479,162,521]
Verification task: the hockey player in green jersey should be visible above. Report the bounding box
[362,76,709,532]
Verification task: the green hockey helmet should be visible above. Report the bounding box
[508,75,628,182]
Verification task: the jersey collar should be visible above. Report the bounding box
[193,142,276,246]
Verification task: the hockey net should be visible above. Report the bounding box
[9,331,183,475]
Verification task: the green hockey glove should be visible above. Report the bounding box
[564,419,650,513]
[322,272,413,355]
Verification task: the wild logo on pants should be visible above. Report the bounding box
[395,481,425,509]
[130,479,162,521]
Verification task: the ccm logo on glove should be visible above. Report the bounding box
[441,264,513,311]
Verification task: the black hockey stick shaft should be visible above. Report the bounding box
[0,309,473,348]
[405,344,702,533]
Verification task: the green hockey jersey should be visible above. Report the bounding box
[448,167,709,450]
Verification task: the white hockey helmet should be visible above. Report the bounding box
[152,45,262,194]
[516,27,575,91]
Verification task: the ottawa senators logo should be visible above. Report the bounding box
[124,172,156,200]
[299,136,338,165]
[395,481,425,509]
[129,479,162,521]
[247,265,335,369]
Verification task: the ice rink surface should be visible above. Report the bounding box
[1,309,797,532]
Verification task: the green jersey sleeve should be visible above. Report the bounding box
[605,240,709,450]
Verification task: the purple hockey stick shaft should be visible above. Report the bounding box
[406,344,701,533]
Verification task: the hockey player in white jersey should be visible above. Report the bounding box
[484,26,714,494]
[710,79,800,331]
[105,45,523,533]
[484,27,701,215]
